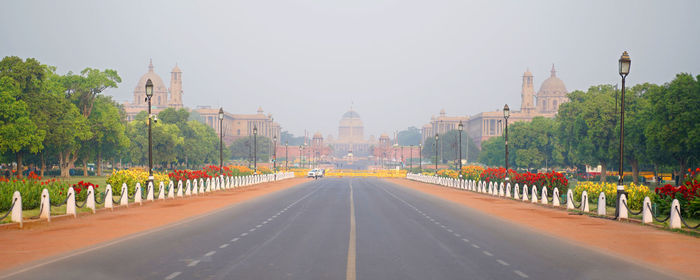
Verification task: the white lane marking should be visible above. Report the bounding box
[204,251,216,257]
[249,228,256,232]
[346,181,357,280]
[219,244,229,248]
[514,270,529,278]
[231,238,239,242]
[462,238,470,242]
[471,244,480,248]
[262,221,268,224]
[165,271,181,280]
[454,233,461,237]
[497,259,509,266]
[482,251,493,256]
[440,225,446,228]
[446,229,453,233]
[256,224,262,228]
[187,260,200,267]
[240,232,248,237]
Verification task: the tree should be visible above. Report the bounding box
[557,85,618,181]
[422,130,479,166]
[0,76,44,176]
[280,131,305,146]
[0,56,47,177]
[63,68,121,118]
[229,135,271,162]
[645,73,700,181]
[398,127,421,146]
[81,96,129,176]
[478,136,508,167]
[509,117,562,171]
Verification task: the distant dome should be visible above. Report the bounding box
[342,110,361,119]
[313,132,323,138]
[538,65,567,97]
[135,60,168,94]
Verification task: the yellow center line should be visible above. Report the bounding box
[346,180,356,280]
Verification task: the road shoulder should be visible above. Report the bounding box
[0,177,310,273]
[387,178,700,279]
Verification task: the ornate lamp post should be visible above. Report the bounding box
[616,51,631,217]
[299,145,303,168]
[273,134,277,172]
[458,121,463,172]
[410,145,413,170]
[434,133,439,174]
[218,108,224,170]
[145,79,154,186]
[503,104,510,183]
[253,126,258,174]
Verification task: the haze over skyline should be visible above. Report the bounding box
[2,0,699,137]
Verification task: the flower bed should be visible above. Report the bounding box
[460,166,484,181]
[574,181,654,209]
[106,168,170,197]
[655,168,700,219]
[0,172,94,211]
[434,166,569,195]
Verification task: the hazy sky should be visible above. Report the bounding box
[2,0,699,137]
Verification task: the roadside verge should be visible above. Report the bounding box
[387,178,700,279]
[0,177,310,272]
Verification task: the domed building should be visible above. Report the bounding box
[328,108,374,157]
[124,60,184,121]
[536,65,568,114]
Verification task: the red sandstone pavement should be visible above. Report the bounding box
[387,178,700,279]
[0,178,311,272]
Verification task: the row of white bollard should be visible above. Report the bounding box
[5,172,295,227]
[406,173,683,229]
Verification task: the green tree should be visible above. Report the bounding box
[81,96,129,176]
[63,68,121,118]
[645,73,700,181]
[398,127,422,146]
[509,117,562,171]
[477,136,510,167]
[0,76,44,175]
[229,135,271,162]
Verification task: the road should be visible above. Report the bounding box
[2,178,675,280]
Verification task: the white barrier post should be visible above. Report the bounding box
[505,183,511,198]
[120,184,129,206]
[617,194,628,219]
[553,188,560,206]
[66,187,77,217]
[105,184,113,210]
[498,182,504,196]
[541,187,548,205]
[581,191,589,212]
[40,189,51,221]
[566,189,574,209]
[158,182,165,200]
[531,185,538,203]
[522,185,529,202]
[146,182,154,201]
[11,191,23,227]
[134,183,143,205]
[597,192,606,215]
[669,199,681,229]
[87,186,96,213]
[514,184,520,200]
[169,181,176,198]
[642,197,652,224]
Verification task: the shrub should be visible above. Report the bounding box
[106,168,170,197]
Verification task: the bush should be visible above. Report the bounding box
[106,168,170,198]
[0,172,74,211]
[574,181,654,209]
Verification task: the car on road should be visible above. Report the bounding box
[307,169,317,178]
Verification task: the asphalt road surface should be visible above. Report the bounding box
[2,178,676,280]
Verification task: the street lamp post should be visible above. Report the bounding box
[253,126,258,174]
[434,133,439,174]
[503,104,510,184]
[419,143,423,173]
[218,108,224,170]
[458,121,463,171]
[410,145,413,170]
[145,79,154,186]
[273,135,277,172]
[299,145,303,168]
[616,51,631,217]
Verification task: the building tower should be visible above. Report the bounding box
[169,64,183,109]
[521,68,536,114]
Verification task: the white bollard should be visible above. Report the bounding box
[505,183,512,198]
[642,197,652,224]
[566,189,574,209]
[522,185,529,202]
[146,182,154,201]
[170,181,177,198]
[158,182,165,200]
[514,184,520,200]
[11,191,23,227]
[87,186,96,213]
[618,194,628,219]
[134,183,143,205]
[40,189,51,221]
[498,182,504,196]
[66,187,77,217]
[581,191,589,212]
[669,199,681,229]
[120,184,129,206]
[105,184,114,210]
[200,178,205,193]
[597,192,606,216]
[531,185,538,203]
[192,180,198,195]
[541,187,548,205]
[553,188,560,206]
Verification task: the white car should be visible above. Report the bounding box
[307,169,317,178]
